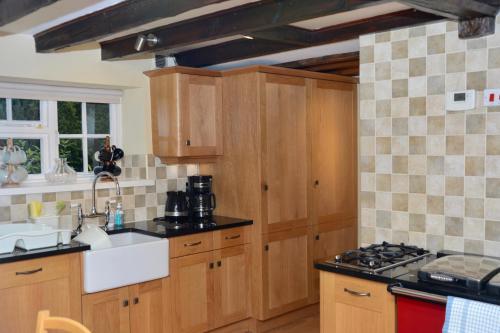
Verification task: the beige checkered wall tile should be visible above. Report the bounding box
[359,18,500,254]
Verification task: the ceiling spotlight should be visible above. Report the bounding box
[243,35,254,40]
[134,33,159,51]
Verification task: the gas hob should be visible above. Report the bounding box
[326,241,431,274]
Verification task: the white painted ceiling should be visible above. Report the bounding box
[0,0,412,69]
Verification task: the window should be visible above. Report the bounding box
[0,84,121,180]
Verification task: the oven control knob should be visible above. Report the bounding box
[334,255,342,262]
[369,260,376,267]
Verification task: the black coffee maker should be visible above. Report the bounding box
[165,191,189,223]
[186,175,216,219]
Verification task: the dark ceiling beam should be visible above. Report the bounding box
[174,9,442,68]
[0,0,58,27]
[100,0,387,60]
[278,52,360,70]
[248,26,313,46]
[34,0,228,52]
[399,0,500,38]
[399,0,498,19]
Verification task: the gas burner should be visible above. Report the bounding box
[328,241,431,273]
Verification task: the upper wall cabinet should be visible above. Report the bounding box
[145,67,223,163]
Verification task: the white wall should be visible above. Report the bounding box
[0,34,154,154]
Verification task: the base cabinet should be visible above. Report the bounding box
[168,245,251,333]
[0,253,82,333]
[262,228,310,318]
[83,279,166,333]
[320,271,395,333]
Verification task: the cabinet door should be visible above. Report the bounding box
[0,254,81,333]
[82,287,131,333]
[320,272,395,333]
[170,252,214,333]
[213,245,250,329]
[180,74,223,157]
[310,80,357,225]
[310,222,357,303]
[129,279,165,333]
[263,227,309,318]
[261,74,310,233]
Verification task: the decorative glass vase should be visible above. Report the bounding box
[45,158,77,184]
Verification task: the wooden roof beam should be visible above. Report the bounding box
[0,0,58,27]
[100,0,386,60]
[34,0,229,52]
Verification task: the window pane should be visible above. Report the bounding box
[0,138,41,174]
[87,103,110,134]
[59,138,83,172]
[12,99,40,121]
[0,98,6,120]
[87,138,105,172]
[58,101,82,134]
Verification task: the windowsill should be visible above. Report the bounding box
[0,178,155,196]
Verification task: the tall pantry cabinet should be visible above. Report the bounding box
[202,66,358,320]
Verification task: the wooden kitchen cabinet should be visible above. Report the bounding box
[213,245,251,328]
[168,244,251,333]
[169,252,214,333]
[83,287,131,333]
[262,227,310,318]
[83,279,166,333]
[310,222,357,303]
[310,79,357,226]
[320,271,396,333]
[0,253,82,333]
[205,66,358,321]
[146,66,223,163]
[261,74,310,233]
[129,279,166,333]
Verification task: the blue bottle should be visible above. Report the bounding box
[115,202,124,226]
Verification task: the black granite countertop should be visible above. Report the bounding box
[0,216,251,265]
[315,255,500,306]
[106,215,253,238]
[0,241,90,265]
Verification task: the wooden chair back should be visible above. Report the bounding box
[36,310,91,333]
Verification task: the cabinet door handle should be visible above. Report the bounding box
[123,300,129,307]
[209,262,214,269]
[186,139,191,146]
[184,241,202,247]
[315,235,320,241]
[263,184,269,192]
[16,268,42,275]
[217,261,222,267]
[314,180,319,187]
[344,288,371,297]
[264,245,269,251]
[133,297,139,305]
[225,234,241,240]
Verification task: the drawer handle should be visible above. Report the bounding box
[133,297,139,305]
[344,288,371,297]
[184,241,202,247]
[225,234,241,240]
[16,268,43,275]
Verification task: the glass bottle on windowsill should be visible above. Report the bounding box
[45,158,77,184]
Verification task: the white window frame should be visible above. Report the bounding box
[0,82,122,182]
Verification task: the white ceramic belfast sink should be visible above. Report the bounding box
[82,232,169,293]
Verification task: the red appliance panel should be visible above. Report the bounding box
[397,296,446,333]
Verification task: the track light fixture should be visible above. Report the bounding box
[134,33,159,51]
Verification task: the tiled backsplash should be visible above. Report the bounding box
[0,154,198,228]
[359,18,500,255]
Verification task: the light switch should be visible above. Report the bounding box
[484,89,500,107]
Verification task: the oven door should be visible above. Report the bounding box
[390,286,447,333]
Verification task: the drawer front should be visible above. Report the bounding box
[213,226,249,249]
[334,274,387,312]
[170,233,213,258]
[0,254,72,290]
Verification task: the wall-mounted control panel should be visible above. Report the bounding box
[446,90,475,111]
